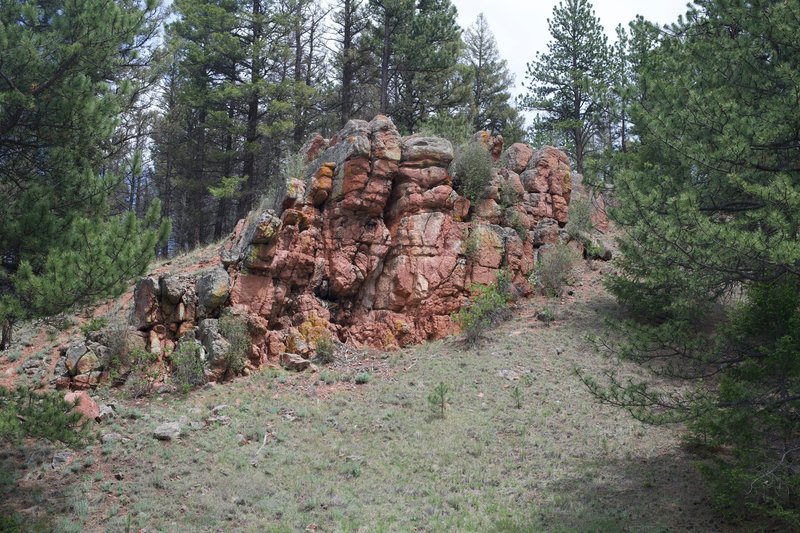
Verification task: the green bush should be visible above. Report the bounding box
[454,271,513,344]
[511,386,523,409]
[219,314,249,376]
[450,142,494,204]
[354,372,371,385]
[170,342,205,393]
[80,317,108,337]
[427,381,450,418]
[537,307,556,323]
[507,210,527,240]
[121,348,158,398]
[280,152,307,183]
[564,194,594,242]
[0,386,87,446]
[462,229,480,260]
[534,244,580,297]
[314,337,335,365]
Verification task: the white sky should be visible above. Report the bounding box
[452,0,691,103]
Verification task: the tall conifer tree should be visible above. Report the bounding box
[0,0,170,349]
[519,0,609,174]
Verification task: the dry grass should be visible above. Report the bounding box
[0,264,742,532]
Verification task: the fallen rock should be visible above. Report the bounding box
[101,432,124,444]
[64,391,100,421]
[51,450,74,470]
[281,353,311,372]
[153,422,183,441]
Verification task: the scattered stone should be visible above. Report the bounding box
[153,422,183,441]
[51,450,74,469]
[98,404,115,421]
[281,353,311,372]
[210,404,228,415]
[497,369,518,381]
[101,432,123,444]
[206,415,230,425]
[64,391,100,421]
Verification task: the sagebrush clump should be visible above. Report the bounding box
[533,244,580,297]
[450,141,493,203]
[170,342,205,393]
[564,194,594,241]
[219,314,249,376]
[454,270,513,344]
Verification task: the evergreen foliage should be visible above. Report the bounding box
[519,0,610,174]
[0,0,170,347]
[463,14,525,141]
[0,387,88,446]
[584,1,800,525]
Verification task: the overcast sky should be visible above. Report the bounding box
[451,0,691,104]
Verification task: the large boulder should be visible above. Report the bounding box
[196,268,230,317]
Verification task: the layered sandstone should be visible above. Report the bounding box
[129,116,573,376]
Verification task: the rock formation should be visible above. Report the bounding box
[57,116,575,387]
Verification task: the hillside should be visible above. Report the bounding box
[0,239,742,531]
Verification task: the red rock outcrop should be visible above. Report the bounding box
[131,116,573,375]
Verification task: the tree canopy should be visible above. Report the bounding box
[0,0,170,347]
[585,0,800,525]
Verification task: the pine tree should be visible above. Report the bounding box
[368,0,465,132]
[463,13,521,137]
[519,0,610,174]
[0,0,170,349]
[331,0,373,124]
[583,1,800,525]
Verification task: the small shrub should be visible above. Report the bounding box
[170,342,205,393]
[585,241,608,260]
[534,244,580,297]
[507,211,527,240]
[537,307,556,323]
[281,152,307,183]
[453,271,513,344]
[219,314,249,376]
[564,194,594,241]
[511,386,523,409]
[450,142,494,204]
[427,381,450,418]
[123,348,158,398]
[319,371,337,385]
[314,337,335,365]
[80,317,108,337]
[354,372,371,385]
[498,179,519,208]
[462,229,480,259]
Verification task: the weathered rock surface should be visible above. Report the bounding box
[126,116,573,378]
[64,391,100,421]
[153,422,182,441]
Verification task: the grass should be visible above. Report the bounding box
[0,273,730,531]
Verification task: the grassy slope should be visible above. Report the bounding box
[1,263,737,532]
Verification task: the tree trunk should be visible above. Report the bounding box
[293,6,305,148]
[340,0,354,125]
[379,14,391,115]
[1,318,13,351]
[237,0,262,221]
